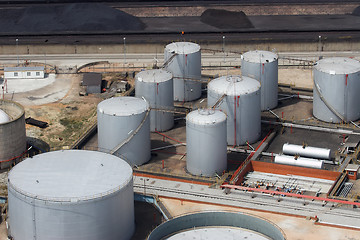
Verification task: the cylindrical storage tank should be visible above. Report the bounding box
[207,75,261,146]
[283,143,331,160]
[275,155,324,169]
[186,109,227,176]
[241,50,278,110]
[164,42,201,102]
[7,150,135,240]
[97,96,151,166]
[148,211,285,240]
[0,100,26,169]
[313,57,360,123]
[135,69,174,132]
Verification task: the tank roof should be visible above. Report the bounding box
[8,150,133,201]
[98,96,149,116]
[242,50,278,63]
[136,69,172,83]
[0,109,10,124]
[165,42,200,54]
[208,75,260,96]
[167,227,269,240]
[314,57,360,75]
[187,109,226,125]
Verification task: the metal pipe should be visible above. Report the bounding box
[151,143,185,151]
[261,120,360,135]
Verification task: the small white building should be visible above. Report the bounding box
[4,66,44,79]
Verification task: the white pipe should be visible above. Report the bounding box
[283,143,331,160]
[151,143,186,151]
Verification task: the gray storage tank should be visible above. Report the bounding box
[0,100,26,169]
[7,150,135,240]
[207,75,261,146]
[164,42,201,102]
[97,96,151,166]
[148,211,285,240]
[186,109,227,176]
[241,50,278,110]
[313,57,360,123]
[135,69,174,132]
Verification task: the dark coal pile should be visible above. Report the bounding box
[200,9,254,29]
[352,6,360,16]
[0,3,145,34]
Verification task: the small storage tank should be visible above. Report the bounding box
[241,50,278,110]
[0,100,26,169]
[148,211,285,240]
[313,57,360,123]
[186,109,227,176]
[275,155,324,169]
[164,42,201,101]
[135,69,174,132]
[7,150,135,240]
[97,96,151,166]
[283,143,331,160]
[207,75,261,146]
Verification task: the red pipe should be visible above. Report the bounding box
[221,184,360,207]
[155,130,183,144]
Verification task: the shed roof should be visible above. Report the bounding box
[82,72,102,86]
[4,66,44,72]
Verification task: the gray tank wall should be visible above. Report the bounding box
[241,55,278,110]
[135,75,174,132]
[186,113,227,176]
[147,211,285,240]
[207,91,261,146]
[0,100,26,169]
[313,69,360,123]
[8,179,134,240]
[97,108,151,166]
[164,48,201,101]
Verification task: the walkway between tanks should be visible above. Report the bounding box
[133,176,360,230]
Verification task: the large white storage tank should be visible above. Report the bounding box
[135,69,174,132]
[186,109,227,176]
[313,57,360,123]
[207,75,261,146]
[164,42,201,101]
[7,150,135,240]
[275,155,324,169]
[283,143,331,160]
[241,50,278,110]
[0,100,26,169]
[97,96,151,166]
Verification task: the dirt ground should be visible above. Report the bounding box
[160,197,360,240]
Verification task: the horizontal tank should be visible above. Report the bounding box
[0,100,26,169]
[241,50,278,110]
[207,75,261,146]
[148,211,285,240]
[275,155,324,169]
[186,109,227,176]
[282,143,331,160]
[135,69,174,132]
[97,97,151,166]
[164,42,201,102]
[313,57,360,123]
[8,150,135,240]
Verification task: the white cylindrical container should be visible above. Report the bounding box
[186,109,227,176]
[8,150,135,240]
[164,42,201,102]
[313,57,360,123]
[97,96,151,166]
[207,75,261,146]
[135,69,174,132]
[282,143,331,160]
[275,155,324,169]
[241,50,278,110]
[0,100,26,169]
